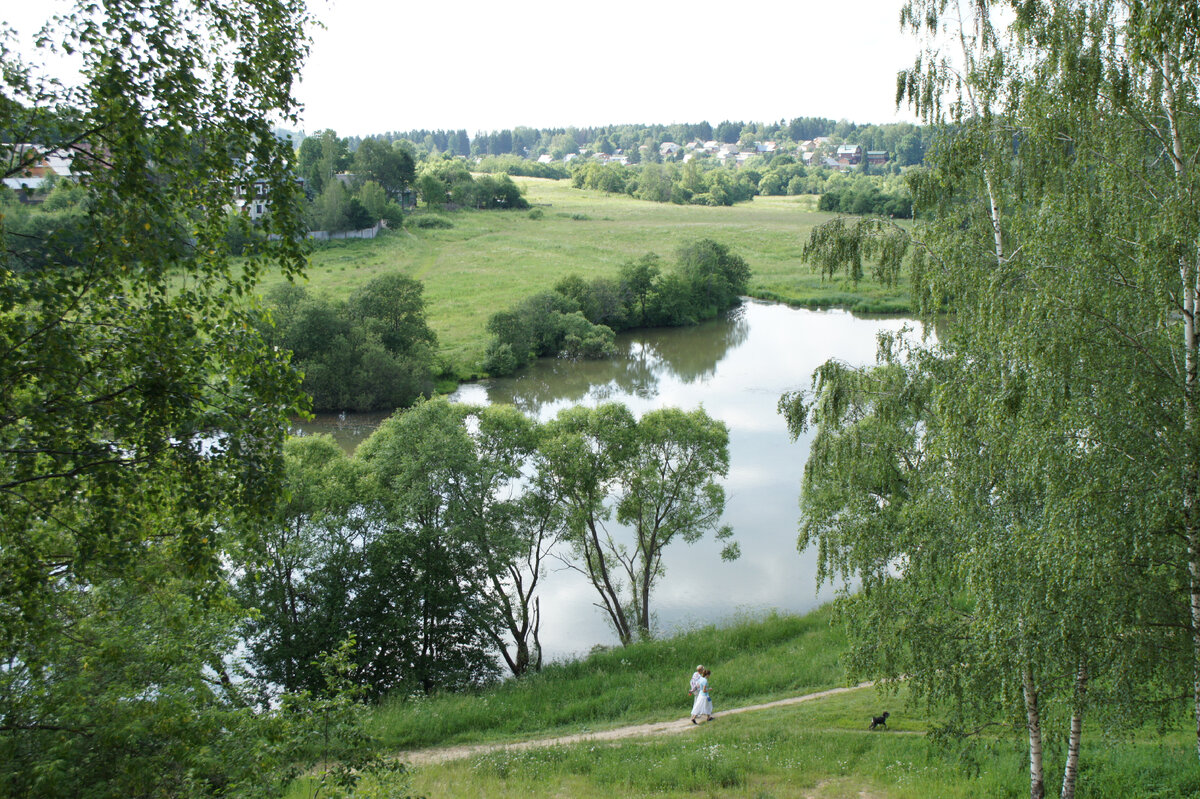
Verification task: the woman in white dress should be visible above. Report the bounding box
[689,665,704,696]
[702,668,714,720]
[690,668,712,723]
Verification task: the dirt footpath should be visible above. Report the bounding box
[399,681,876,767]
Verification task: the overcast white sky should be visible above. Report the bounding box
[9,0,922,137]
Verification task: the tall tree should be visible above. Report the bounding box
[355,401,500,695]
[540,403,736,643]
[619,253,662,325]
[0,0,329,795]
[791,2,1200,796]
[452,403,567,677]
[237,435,370,694]
[353,137,416,199]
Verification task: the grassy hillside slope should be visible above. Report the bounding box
[262,179,910,376]
[345,608,1197,799]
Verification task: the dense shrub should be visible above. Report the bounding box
[475,155,569,179]
[818,179,912,218]
[411,215,454,229]
[262,275,438,412]
[573,160,756,207]
[483,291,617,376]
[482,239,750,375]
[418,159,529,210]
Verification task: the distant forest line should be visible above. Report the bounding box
[277,116,932,166]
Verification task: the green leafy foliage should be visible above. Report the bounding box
[483,240,749,376]
[262,274,438,412]
[474,155,569,179]
[788,1,1200,794]
[352,137,416,200]
[540,403,736,644]
[0,0,356,795]
[241,419,501,698]
[243,398,734,692]
[417,158,528,209]
[817,175,913,218]
[482,291,618,375]
[574,160,757,207]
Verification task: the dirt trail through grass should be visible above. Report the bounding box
[400,682,887,766]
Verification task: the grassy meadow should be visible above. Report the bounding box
[366,607,848,752]
[402,691,1196,799]
[329,606,1198,799]
[263,179,911,376]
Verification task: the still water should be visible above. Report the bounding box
[294,299,921,662]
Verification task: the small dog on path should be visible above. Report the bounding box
[869,712,890,730]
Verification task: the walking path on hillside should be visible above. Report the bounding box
[399,681,879,766]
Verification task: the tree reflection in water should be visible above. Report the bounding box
[293,300,922,659]
[480,304,751,413]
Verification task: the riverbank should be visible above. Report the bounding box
[261,178,910,377]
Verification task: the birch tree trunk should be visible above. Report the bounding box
[1160,54,1200,764]
[1023,665,1045,799]
[1061,661,1088,799]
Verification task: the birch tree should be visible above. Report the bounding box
[792,2,1200,795]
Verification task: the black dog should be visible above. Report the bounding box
[869,711,890,730]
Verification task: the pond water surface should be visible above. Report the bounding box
[293,300,922,662]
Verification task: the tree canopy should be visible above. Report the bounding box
[0,2,409,795]
[786,3,1200,798]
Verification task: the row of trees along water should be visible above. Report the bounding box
[252,238,750,411]
[482,239,751,376]
[781,2,1200,798]
[240,398,737,695]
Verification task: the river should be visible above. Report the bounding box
[292,299,922,662]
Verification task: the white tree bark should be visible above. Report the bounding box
[1061,661,1088,799]
[1023,665,1045,799]
[1161,55,1200,764]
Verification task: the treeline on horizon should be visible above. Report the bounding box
[281,116,932,165]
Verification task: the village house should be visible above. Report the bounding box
[836,144,863,165]
[234,180,273,220]
[866,150,889,165]
[234,177,308,220]
[3,144,74,192]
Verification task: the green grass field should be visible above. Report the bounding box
[263,179,911,377]
[402,691,1196,799]
[366,607,848,752]
[309,606,1198,799]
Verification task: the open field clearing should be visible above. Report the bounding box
[261,179,910,374]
